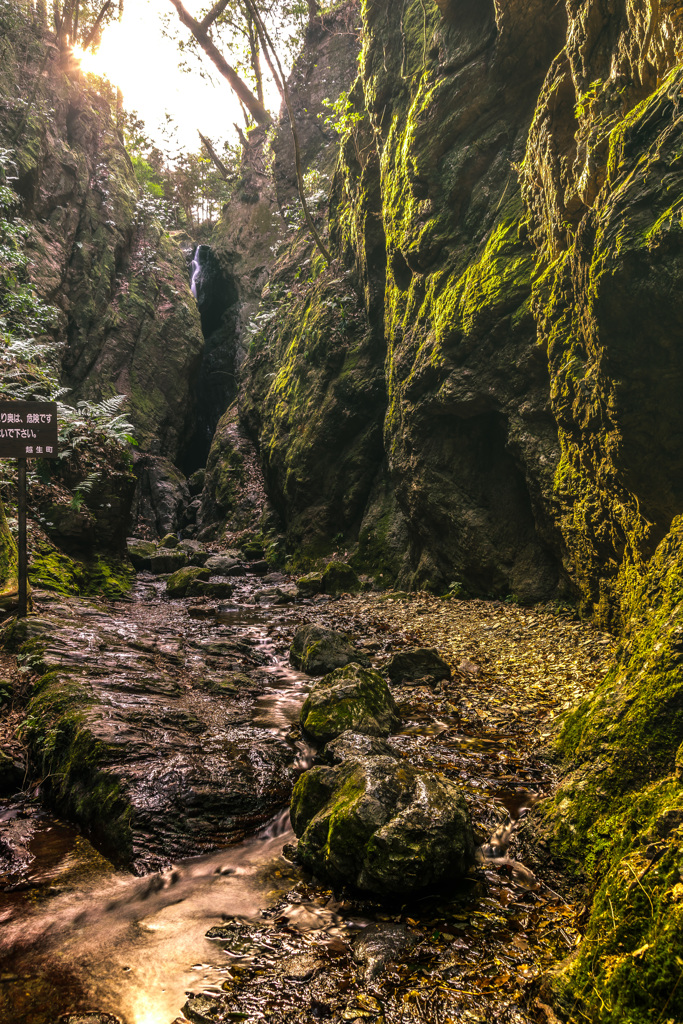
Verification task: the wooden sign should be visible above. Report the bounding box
[0,400,58,459]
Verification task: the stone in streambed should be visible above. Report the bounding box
[353,923,419,981]
[166,565,210,598]
[300,665,400,743]
[290,757,475,896]
[159,533,180,549]
[322,561,360,595]
[182,994,224,1024]
[385,648,452,683]
[149,549,187,575]
[324,730,395,764]
[205,553,242,575]
[297,571,324,596]
[186,578,234,599]
[290,624,369,676]
[126,537,157,570]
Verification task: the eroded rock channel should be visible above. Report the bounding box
[0,565,613,1024]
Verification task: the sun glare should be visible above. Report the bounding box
[72,0,244,152]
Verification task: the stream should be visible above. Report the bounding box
[0,572,613,1024]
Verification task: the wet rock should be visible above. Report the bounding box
[353,923,419,981]
[297,571,324,596]
[248,559,270,576]
[187,578,235,599]
[322,561,361,595]
[18,611,296,872]
[182,994,224,1024]
[177,540,210,566]
[59,1014,123,1024]
[166,565,210,598]
[324,730,395,764]
[149,550,187,575]
[205,554,241,575]
[281,951,325,980]
[291,757,475,896]
[385,648,452,683]
[290,624,370,676]
[126,538,157,571]
[300,665,400,744]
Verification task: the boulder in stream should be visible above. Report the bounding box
[290,624,370,675]
[300,665,400,743]
[166,565,210,597]
[290,756,475,896]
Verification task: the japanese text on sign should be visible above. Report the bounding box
[0,401,59,459]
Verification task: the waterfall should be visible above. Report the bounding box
[190,250,201,299]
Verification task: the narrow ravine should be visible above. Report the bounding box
[0,573,614,1024]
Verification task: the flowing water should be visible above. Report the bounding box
[0,578,592,1024]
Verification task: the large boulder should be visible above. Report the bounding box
[385,648,452,683]
[290,624,369,676]
[322,561,361,595]
[300,665,400,744]
[148,550,187,575]
[290,756,475,896]
[166,565,210,598]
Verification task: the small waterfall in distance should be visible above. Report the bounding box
[183,243,239,474]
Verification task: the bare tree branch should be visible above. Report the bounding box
[166,0,272,126]
[198,130,233,181]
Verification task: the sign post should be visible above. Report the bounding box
[0,400,59,618]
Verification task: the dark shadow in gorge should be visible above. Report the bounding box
[180,244,240,475]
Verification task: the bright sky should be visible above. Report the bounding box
[75,0,272,154]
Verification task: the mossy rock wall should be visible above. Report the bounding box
[523,1,683,625]
[0,17,204,462]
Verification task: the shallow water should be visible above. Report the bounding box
[0,810,295,1024]
[0,579,588,1024]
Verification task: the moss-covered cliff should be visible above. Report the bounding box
[202,4,683,1019]
[0,3,204,461]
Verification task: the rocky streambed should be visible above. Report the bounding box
[0,567,614,1024]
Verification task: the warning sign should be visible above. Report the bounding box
[0,400,58,459]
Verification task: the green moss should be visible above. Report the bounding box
[21,670,133,863]
[29,542,133,600]
[541,519,683,1021]
[0,497,18,610]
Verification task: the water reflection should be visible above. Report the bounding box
[0,811,295,1024]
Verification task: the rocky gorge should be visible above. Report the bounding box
[2,0,683,1022]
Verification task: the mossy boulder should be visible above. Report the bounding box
[242,540,265,561]
[166,566,210,598]
[290,756,475,895]
[300,664,400,744]
[186,579,234,599]
[385,648,451,683]
[149,550,187,575]
[297,571,324,596]
[159,534,180,549]
[322,561,361,595]
[126,538,157,571]
[290,624,370,676]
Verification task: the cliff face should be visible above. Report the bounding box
[0,18,204,461]
[212,7,683,1017]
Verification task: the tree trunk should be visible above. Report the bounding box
[167,0,272,127]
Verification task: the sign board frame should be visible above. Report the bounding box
[0,401,59,618]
